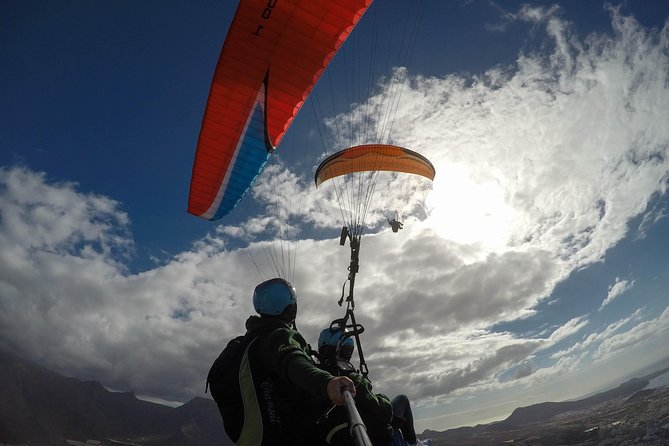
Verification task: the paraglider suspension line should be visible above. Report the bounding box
[338,233,369,378]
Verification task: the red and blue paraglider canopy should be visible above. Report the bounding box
[188,0,372,220]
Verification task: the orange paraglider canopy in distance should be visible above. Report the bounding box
[314,144,436,187]
[188,0,372,221]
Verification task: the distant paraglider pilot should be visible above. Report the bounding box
[388,218,404,233]
[206,278,356,445]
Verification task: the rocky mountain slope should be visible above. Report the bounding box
[0,350,231,446]
[423,367,669,445]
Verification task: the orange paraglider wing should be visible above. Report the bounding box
[188,0,372,220]
[314,144,435,187]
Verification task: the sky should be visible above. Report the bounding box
[2,0,669,434]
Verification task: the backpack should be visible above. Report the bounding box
[206,334,259,443]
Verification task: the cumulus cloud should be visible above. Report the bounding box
[0,166,131,260]
[1,4,669,420]
[0,167,257,400]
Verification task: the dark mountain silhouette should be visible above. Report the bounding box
[0,349,232,446]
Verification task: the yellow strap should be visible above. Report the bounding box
[325,423,349,444]
[237,339,263,446]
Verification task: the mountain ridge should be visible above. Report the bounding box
[423,366,669,443]
[2,349,668,445]
[0,349,230,446]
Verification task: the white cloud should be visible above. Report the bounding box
[636,197,667,239]
[0,167,131,259]
[547,316,589,344]
[593,306,669,361]
[600,277,635,310]
[516,5,561,25]
[550,308,644,362]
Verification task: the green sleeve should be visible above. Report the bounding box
[261,328,335,400]
[348,373,393,424]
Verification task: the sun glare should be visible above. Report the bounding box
[425,164,516,250]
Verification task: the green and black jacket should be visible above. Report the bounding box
[237,316,335,446]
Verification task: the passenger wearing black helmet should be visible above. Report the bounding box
[211,278,355,446]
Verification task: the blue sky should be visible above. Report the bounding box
[2,0,669,434]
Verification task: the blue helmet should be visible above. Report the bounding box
[253,278,297,317]
[318,327,354,350]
